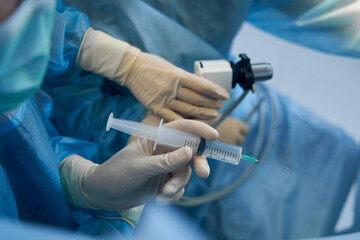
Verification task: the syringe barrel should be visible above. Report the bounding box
[156,126,201,153]
[157,128,243,165]
[202,140,242,165]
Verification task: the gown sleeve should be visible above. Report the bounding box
[46,0,90,77]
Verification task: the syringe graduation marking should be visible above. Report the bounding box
[204,146,241,161]
[205,147,213,157]
[184,139,200,153]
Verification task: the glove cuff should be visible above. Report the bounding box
[119,204,145,226]
[59,154,100,209]
[76,28,140,85]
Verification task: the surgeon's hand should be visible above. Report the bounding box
[77,28,229,122]
[59,119,218,211]
[129,112,214,179]
[212,116,249,145]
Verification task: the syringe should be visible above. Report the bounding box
[106,113,288,169]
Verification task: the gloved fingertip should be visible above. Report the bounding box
[201,111,219,120]
[217,88,230,99]
[163,184,176,197]
[182,146,193,159]
[199,161,210,179]
[205,162,210,176]
[193,157,210,179]
[241,127,249,134]
[204,128,218,141]
[155,195,172,205]
[215,101,222,109]
[210,129,219,140]
[209,110,220,118]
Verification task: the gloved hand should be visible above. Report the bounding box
[59,119,218,211]
[128,112,214,179]
[77,28,229,122]
[200,115,249,145]
[215,117,249,145]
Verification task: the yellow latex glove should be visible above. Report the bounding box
[77,28,229,122]
[196,115,249,146]
[215,117,249,145]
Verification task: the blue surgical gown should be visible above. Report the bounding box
[2,0,360,239]
[0,90,136,238]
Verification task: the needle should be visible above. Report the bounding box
[242,155,289,170]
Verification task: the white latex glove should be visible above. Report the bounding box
[77,28,229,122]
[59,119,218,211]
[128,112,214,179]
